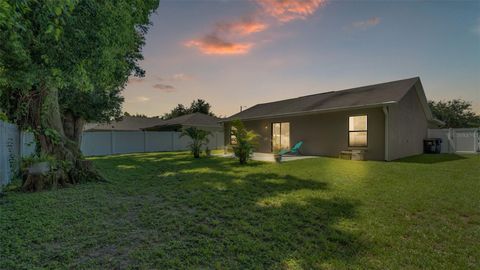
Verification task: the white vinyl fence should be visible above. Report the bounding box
[428,128,479,153]
[81,131,224,156]
[0,121,20,187]
[1,119,224,187]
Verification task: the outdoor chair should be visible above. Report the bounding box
[278,141,303,156]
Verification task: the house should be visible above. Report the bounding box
[143,113,223,132]
[221,77,441,161]
[85,116,165,131]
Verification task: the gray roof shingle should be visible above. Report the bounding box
[85,116,164,131]
[144,113,221,130]
[224,77,421,121]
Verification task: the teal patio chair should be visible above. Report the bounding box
[278,141,303,156]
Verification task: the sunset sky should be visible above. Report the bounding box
[123,0,480,117]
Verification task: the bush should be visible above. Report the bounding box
[180,127,211,158]
[229,120,258,164]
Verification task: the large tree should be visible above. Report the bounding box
[0,0,159,190]
[429,99,480,128]
[162,99,215,119]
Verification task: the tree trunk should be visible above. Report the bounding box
[22,86,102,191]
[63,111,85,146]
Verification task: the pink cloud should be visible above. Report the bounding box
[352,17,380,30]
[136,96,150,102]
[215,17,268,35]
[172,73,193,81]
[185,34,253,55]
[185,0,326,56]
[256,0,326,22]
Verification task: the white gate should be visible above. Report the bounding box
[428,128,479,153]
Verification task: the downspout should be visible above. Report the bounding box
[383,106,390,161]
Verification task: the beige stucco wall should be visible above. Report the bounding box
[225,107,386,160]
[387,86,428,160]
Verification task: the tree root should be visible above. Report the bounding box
[21,159,106,192]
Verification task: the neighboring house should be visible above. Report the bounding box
[143,113,223,132]
[221,77,442,161]
[84,116,165,131]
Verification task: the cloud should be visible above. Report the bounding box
[185,0,326,56]
[185,34,253,55]
[215,17,268,35]
[256,0,326,22]
[352,17,380,30]
[153,83,176,93]
[172,73,193,81]
[136,96,150,102]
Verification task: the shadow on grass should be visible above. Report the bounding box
[84,152,365,268]
[394,154,468,164]
[1,152,365,269]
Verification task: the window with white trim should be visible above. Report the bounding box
[348,115,368,147]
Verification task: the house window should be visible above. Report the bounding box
[348,115,367,147]
[272,122,290,151]
[230,126,237,145]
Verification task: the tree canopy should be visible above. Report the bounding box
[162,99,215,119]
[0,0,158,127]
[429,99,480,128]
[0,0,159,190]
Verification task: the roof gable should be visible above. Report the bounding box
[224,77,421,121]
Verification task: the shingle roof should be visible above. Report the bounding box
[85,116,164,131]
[144,113,221,130]
[224,77,421,121]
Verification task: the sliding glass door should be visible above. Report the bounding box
[272,122,290,152]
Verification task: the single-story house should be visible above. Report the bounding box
[84,116,165,132]
[143,113,223,132]
[221,77,442,161]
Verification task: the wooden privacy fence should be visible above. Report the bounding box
[428,128,479,153]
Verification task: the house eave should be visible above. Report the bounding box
[219,101,398,123]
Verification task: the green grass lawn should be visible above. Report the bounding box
[1,153,479,269]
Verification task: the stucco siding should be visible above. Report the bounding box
[225,107,385,160]
[387,86,428,160]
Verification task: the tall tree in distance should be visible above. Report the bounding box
[189,99,213,115]
[0,0,159,190]
[163,104,189,119]
[429,99,480,128]
[162,99,215,119]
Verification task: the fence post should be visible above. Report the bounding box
[143,131,147,153]
[110,131,115,155]
[0,121,5,186]
[476,129,479,153]
[448,128,453,153]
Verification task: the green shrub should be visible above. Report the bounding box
[180,127,211,158]
[229,120,258,164]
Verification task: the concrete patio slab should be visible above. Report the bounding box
[214,152,318,162]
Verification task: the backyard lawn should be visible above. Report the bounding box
[0,152,479,269]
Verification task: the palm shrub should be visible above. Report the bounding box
[180,127,211,158]
[230,120,259,164]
